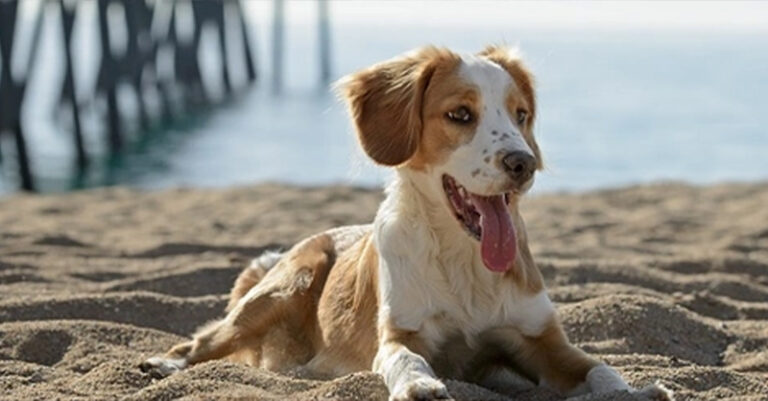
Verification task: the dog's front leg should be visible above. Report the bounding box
[484,319,672,400]
[373,328,451,401]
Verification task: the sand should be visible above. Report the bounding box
[0,182,766,401]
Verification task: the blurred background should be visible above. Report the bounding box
[0,0,766,197]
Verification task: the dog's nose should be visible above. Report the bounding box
[501,151,537,184]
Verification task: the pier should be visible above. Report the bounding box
[0,0,332,192]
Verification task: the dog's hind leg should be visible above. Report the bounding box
[227,250,283,312]
[140,234,335,378]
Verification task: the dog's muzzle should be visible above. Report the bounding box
[501,151,537,187]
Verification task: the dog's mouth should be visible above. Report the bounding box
[442,174,517,273]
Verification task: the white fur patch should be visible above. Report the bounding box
[391,376,450,401]
[374,342,449,401]
[567,365,674,400]
[326,224,372,250]
[250,251,282,271]
[377,347,436,387]
[506,291,556,336]
[375,179,442,332]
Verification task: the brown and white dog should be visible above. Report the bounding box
[140,46,672,401]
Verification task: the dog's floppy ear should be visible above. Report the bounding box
[337,47,457,166]
[479,45,543,170]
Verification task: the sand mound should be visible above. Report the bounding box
[1,182,767,400]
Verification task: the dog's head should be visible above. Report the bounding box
[339,45,542,273]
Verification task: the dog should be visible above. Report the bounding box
[140,45,672,401]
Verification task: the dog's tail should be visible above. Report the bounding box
[226,250,283,312]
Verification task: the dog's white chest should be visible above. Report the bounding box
[381,249,555,348]
[420,275,555,344]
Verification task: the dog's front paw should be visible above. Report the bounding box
[585,364,631,393]
[585,364,674,401]
[139,356,187,379]
[633,382,674,401]
[390,377,452,401]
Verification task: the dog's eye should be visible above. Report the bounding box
[446,106,473,124]
[516,109,528,125]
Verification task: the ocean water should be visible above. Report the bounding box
[1,6,767,195]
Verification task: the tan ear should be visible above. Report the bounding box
[479,45,543,170]
[338,47,457,166]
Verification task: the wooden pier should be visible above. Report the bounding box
[0,0,257,191]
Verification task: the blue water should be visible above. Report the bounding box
[2,19,767,195]
[143,27,768,193]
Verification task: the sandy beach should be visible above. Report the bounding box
[1,182,766,400]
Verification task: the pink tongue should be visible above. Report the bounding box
[469,194,517,273]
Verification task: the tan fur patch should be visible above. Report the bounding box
[522,318,599,391]
[339,47,461,166]
[227,265,266,312]
[479,317,599,393]
[408,68,481,169]
[380,325,434,361]
[506,195,544,294]
[304,231,380,374]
